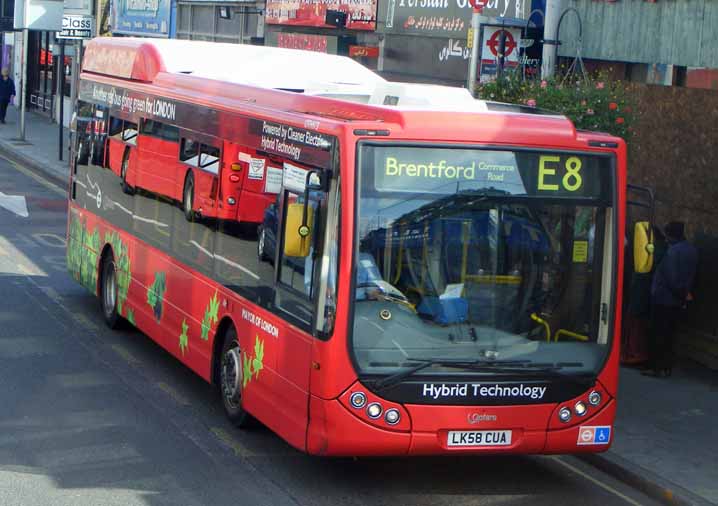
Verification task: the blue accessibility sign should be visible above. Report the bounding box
[577,426,612,445]
[594,426,611,444]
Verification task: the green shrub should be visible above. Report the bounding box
[477,71,634,140]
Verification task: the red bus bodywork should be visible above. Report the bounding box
[68,38,626,456]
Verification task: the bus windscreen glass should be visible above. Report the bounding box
[352,145,615,381]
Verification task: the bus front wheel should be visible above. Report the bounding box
[100,254,121,329]
[219,327,254,428]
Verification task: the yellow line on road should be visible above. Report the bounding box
[157,382,191,406]
[210,427,256,458]
[111,344,141,366]
[73,312,100,332]
[0,153,67,196]
[551,456,643,506]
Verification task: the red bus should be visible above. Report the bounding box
[68,37,627,456]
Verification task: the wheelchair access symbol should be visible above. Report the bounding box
[577,426,611,445]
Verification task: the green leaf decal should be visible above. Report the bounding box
[252,336,264,378]
[146,272,166,322]
[241,335,265,389]
[179,319,189,355]
[242,353,253,389]
[200,291,220,341]
[127,308,136,326]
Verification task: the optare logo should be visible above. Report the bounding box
[467,413,497,424]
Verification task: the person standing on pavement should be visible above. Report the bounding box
[0,68,16,124]
[642,222,697,378]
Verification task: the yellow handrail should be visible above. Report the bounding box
[531,313,551,343]
[554,329,590,342]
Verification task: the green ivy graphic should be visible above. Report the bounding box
[200,291,220,341]
[104,231,131,317]
[127,308,136,326]
[242,335,265,389]
[67,214,100,293]
[179,319,189,355]
[146,272,167,323]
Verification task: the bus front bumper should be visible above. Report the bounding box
[306,394,616,457]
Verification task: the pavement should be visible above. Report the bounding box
[1,104,716,506]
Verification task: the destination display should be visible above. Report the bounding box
[366,146,611,200]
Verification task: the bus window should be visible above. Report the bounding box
[122,122,138,144]
[199,144,220,174]
[180,138,199,166]
[109,117,123,136]
[275,188,327,327]
[141,120,178,143]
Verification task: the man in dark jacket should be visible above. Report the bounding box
[0,68,16,124]
[643,221,698,377]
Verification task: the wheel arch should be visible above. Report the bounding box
[211,316,237,386]
[97,242,114,297]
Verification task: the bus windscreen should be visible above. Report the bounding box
[352,144,615,393]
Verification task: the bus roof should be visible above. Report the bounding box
[82,38,498,113]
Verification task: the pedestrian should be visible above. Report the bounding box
[642,221,697,378]
[622,225,667,365]
[0,68,16,124]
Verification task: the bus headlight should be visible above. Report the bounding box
[558,407,572,423]
[366,402,383,419]
[588,391,602,406]
[574,401,587,417]
[350,392,367,409]
[384,408,400,425]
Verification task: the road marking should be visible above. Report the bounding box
[72,311,101,331]
[551,456,643,506]
[157,381,191,406]
[210,427,256,457]
[0,153,66,196]
[111,344,141,366]
[0,190,29,217]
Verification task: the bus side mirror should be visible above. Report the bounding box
[284,202,314,257]
[633,221,654,273]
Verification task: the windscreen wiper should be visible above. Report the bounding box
[460,362,595,388]
[373,358,531,391]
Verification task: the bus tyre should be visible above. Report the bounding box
[121,150,134,195]
[219,327,254,428]
[257,226,269,262]
[101,255,121,329]
[183,173,195,221]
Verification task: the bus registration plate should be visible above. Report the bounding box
[447,430,512,447]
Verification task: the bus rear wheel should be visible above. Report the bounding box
[183,173,195,221]
[121,150,134,195]
[219,327,254,428]
[100,254,121,329]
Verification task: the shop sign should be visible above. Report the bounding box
[112,0,172,37]
[380,0,528,38]
[265,0,378,31]
[265,31,339,54]
[58,14,95,38]
[349,45,380,58]
[382,34,471,84]
[479,26,521,82]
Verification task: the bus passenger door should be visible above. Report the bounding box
[271,167,331,450]
[194,144,220,217]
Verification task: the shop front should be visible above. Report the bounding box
[376,0,535,86]
[113,0,174,37]
[176,0,264,45]
[263,0,380,67]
